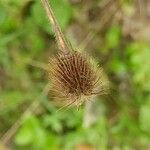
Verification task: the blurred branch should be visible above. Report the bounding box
[0,84,50,146]
[0,142,8,150]
[26,59,49,71]
[78,0,120,51]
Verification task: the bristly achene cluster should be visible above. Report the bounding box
[41,0,109,107]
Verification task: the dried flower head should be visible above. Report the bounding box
[41,0,109,107]
[49,51,109,106]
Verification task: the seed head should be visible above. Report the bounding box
[48,51,109,107]
[41,0,109,107]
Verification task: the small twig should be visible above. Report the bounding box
[78,0,119,51]
[78,31,95,52]
[26,59,49,71]
[1,84,50,146]
[137,0,144,19]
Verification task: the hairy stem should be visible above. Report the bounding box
[41,0,70,53]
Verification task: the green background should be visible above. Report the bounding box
[0,0,150,149]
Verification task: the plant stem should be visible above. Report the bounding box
[41,0,71,53]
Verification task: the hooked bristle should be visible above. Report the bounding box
[48,51,109,106]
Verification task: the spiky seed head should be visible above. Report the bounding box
[48,51,109,107]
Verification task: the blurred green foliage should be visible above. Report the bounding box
[0,0,150,150]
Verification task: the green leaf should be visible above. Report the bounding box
[15,122,34,146]
[43,114,62,132]
[0,90,24,114]
[109,58,127,74]
[15,116,42,146]
[0,6,6,26]
[105,25,121,48]
[44,134,60,150]
[15,115,59,149]
[140,98,150,133]
[126,42,150,90]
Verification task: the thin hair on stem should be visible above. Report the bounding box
[41,0,71,53]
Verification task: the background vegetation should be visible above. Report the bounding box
[0,0,150,149]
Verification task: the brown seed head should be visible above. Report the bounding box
[41,0,109,108]
[48,51,109,106]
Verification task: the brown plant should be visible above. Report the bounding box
[41,0,109,107]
